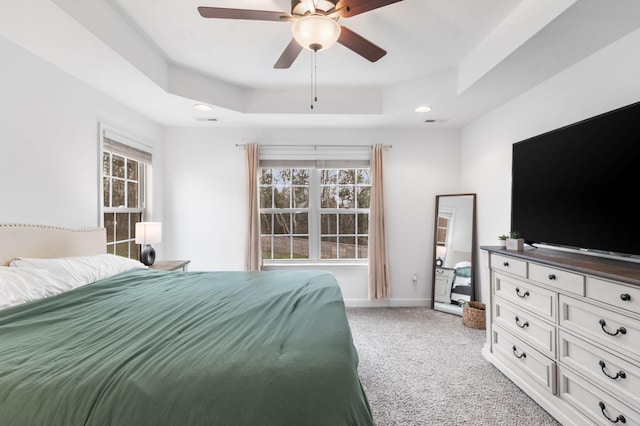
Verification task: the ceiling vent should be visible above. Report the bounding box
[194,117,219,122]
[425,119,449,123]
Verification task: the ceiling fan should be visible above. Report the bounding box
[197,0,404,69]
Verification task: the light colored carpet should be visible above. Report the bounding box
[346,307,562,426]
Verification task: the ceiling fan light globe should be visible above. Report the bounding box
[292,15,341,51]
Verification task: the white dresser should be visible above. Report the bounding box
[481,247,640,426]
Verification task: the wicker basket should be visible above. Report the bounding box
[463,301,486,330]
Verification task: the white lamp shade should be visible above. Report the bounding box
[436,246,447,258]
[291,14,341,51]
[135,222,162,245]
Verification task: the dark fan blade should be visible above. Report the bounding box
[274,39,303,69]
[335,0,403,18]
[198,7,293,21]
[338,26,386,62]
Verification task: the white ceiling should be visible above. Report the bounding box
[2,0,640,128]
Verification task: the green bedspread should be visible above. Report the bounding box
[0,269,374,426]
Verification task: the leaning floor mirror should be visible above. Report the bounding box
[431,193,477,316]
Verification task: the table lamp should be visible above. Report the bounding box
[135,222,162,266]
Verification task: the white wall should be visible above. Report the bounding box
[461,27,640,304]
[0,36,164,231]
[163,127,461,306]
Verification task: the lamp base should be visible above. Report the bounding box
[140,245,156,266]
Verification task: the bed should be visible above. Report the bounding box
[0,224,373,426]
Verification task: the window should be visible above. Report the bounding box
[259,166,370,262]
[101,131,152,259]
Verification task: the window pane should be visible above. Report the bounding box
[127,159,139,180]
[274,186,291,209]
[339,214,356,234]
[358,236,369,259]
[292,235,309,259]
[293,187,308,208]
[357,186,370,209]
[103,177,110,207]
[358,214,369,234]
[115,242,129,257]
[129,241,140,260]
[259,187,272,209]
[103,152,110,176]
[339,169,355,185]
[106,243,115,255]
[321,187,336,208]
[273,213,291,234]
[321,237,337,259]
[259,169,272,185]
[116,213,129,241]
[320,169,337,184]
[338,186,355,208]
[357,169,371,185]
[274,169,291,186]
[112,155,125,178]
[340,236,356,258]
[261,236,273,260]
[104,213,115,243]
[128,182,139,208]
[260,213,273,234]
[112,179,125,207]
[321,214,337,234]
[292,169,309,185]
[273,235,291,259]
[293,212,308,234]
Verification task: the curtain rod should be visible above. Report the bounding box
[235,144,392,150]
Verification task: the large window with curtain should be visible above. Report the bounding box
[101,128,152,259]
[258,146,370,263]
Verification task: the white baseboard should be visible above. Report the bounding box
[344,298,430,308]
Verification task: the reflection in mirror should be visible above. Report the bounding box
[431,193,476,316]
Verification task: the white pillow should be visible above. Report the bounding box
[9,254,147,289]
[0,266,73,309]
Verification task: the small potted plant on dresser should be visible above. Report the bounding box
[497,234,508,248]
[506,231,524,251]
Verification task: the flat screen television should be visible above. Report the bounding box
[511,100,640,259]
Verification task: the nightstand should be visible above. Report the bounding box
[149,260,191,271]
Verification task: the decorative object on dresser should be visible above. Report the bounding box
[135,222,162,266]
[149,260,190,272]
[505,231,524,251]
[481,246,640,426]
[431,193,477,316]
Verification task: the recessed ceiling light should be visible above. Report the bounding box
[414,105,432,113]
[194,104,213,112]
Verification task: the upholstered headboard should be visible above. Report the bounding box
[0,224,106,266]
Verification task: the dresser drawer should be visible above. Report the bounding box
[491,253,527,278]
[495,273,556,321]
[494,298,555,357]
[559,295,640,359]
[559,366,640,426]
[586,277,640,315]
[492,325,557,394]
[529,263,584,296]
[559,330,640,407]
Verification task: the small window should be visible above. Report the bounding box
[101,132,152,259]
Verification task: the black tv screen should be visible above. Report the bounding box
[511,101,640,258]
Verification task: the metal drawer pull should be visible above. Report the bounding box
[599,361,627,380]
[599,319,627,336]
[512,345,526,359]
[515,316,529,328]
[598,402,626,424]
[515,287,530,298]
[620,293,631,301]
[503,262,509,267]
[548,273,556,280]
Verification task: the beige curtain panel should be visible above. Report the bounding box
[245,143,262,271]
[368,144,390,300]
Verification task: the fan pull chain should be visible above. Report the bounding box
[310,44,320,110]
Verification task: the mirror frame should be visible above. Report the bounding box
[431,193,477,316]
